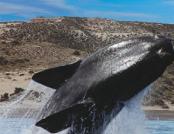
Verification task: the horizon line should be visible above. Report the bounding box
[0,16,174,25]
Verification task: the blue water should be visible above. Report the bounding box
[0,118,174,134]
[146,120,174,134]
[0,118,35,134]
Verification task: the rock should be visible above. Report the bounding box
[0,93,9,102]
[0,57,8,65]
[73,50,81,56]
[5,72,10,75]
[14,87,24,94]
[161,104,169,109]
[28,70,34,74]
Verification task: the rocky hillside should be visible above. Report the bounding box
[0,17,174,108]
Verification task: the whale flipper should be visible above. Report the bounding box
[36,100,95,133]
[32,60,82,89]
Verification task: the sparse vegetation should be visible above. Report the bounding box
[28,70,34,74]
[73,50,81,56]
[0,57,8,65]
[14,87,24,94]
[0,93,9,102]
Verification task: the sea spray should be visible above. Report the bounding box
[0,80,55,134]
[0,80,150,134]
[103,86,150,134]
[23,126,70,134]
[32,87,150,134]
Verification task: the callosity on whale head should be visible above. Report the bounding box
[32,36,174,133]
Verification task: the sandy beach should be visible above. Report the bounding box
[0,70,33,95]
[142,105,174,120]
[144,110,174,120]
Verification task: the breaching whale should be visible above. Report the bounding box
[32,36,174,134]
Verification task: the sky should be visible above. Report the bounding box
[0,0,174,24]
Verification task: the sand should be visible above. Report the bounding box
[142,106,174,120]
[0,70,32,95]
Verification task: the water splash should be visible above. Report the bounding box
[103,87,150,134]
[0,80,150,134]
[0,80,55,134]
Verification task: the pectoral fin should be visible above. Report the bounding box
[36,100,95,133]
[32,60,81,90]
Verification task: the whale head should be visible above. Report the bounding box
[86,36,174,105]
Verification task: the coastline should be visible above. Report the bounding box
[144,109,174,120]
[143,106,174,120]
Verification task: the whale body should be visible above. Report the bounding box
[32,36,174,133]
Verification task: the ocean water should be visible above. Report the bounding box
[146,120,174,134]
[0,90,173,134]
[0,118,173,134]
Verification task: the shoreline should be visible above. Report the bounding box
[143,106,174,120]
[144,109,174,120]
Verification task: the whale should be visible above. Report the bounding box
[32,36,174,133]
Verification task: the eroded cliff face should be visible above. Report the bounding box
[0,17,174,108]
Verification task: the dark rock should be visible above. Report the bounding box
[28,70,34,74]
[14,87,24,94]
[0,93,9,102]
[73,50,81,56]
[161,104,169,109]
[5,72,10,75]
[0,57,8,65]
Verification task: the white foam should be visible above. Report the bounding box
[103,87,150,134]
[0,80,55,133]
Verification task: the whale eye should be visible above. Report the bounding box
[157,48,167,56]
[158,48,163,54]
